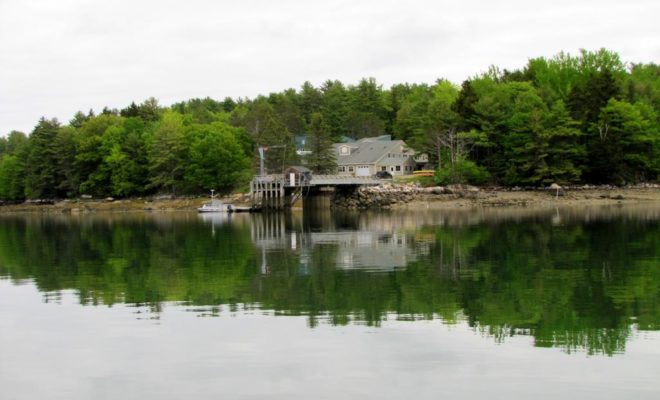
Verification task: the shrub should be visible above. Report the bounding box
[435,158,490,186]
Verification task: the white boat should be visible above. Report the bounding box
[197,190,234,213]
[197,199,233,213]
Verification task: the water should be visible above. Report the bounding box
[1,206,659,399]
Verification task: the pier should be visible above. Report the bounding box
[250,174,382,210]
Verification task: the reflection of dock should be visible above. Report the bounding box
[250,214,422,272]
[311,231,413,271]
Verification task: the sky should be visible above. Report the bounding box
[1,0,658,136]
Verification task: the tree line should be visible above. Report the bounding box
[1,48,658,201]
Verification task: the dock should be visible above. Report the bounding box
[250,174,382,210]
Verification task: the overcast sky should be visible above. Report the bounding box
[1,0,658,136]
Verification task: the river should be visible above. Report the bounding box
[1,206,659,399]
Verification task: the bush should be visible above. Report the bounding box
[435,158,490,186]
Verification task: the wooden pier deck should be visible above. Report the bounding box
[250,174,383,209]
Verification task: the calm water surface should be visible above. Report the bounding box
[1,206,659,399]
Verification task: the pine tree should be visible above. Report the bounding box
[24,118,61,199]
[306,113,336,174]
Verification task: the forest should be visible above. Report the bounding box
[0,48,658,201]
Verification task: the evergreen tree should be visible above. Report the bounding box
[320,80,350,139]
[305,113,336,174]
[300,81,322,125]
[258,115,297,174]
[53,126,79,197]
[346,78,388,139]
[24,118,61,199]
[589,100,659,183]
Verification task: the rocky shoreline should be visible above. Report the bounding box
[0,184,659,213]
[331,183,660,210]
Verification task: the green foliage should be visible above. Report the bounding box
[146,111,187,194]
[1,210,658,355]
[4,131,29,155]
[435,156,490,185]
[74,114,125,196]
[504,93,584,185]
[625,63,660,120]
[588,99,660,183]
[393,84,432,142]
[2,48,659,202]
[269,89,305,135]
[345,77,389,139]
[305,113,337,173]
[171,97,229,124]
[24,118,61,199]
[320,80,351,139]
[184,122,251,192]
[0,155,26,200]
[53,126,78,196]
[299,81,323,125]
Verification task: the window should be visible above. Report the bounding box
[340,146,349,155]
[381,166,386,171]
[396,166,401,171]
[349,166,354,172]
[339,166,345,172]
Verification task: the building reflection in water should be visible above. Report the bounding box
[243,212,430,273]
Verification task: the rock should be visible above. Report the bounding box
[445,184,479,194]
[24,199,54,205]
[105,197,115,202]
[332,183,419,209]
[80,194,93,200]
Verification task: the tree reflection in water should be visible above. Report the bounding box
[0,205,658,355]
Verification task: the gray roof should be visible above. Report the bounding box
[333,138,413,165]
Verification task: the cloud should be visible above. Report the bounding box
[0,0,658,134]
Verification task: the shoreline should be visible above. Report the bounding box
[0,187,659,214]
[397,187,660,210]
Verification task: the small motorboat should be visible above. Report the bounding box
[197,199,233,213]
[197,189,234,213]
